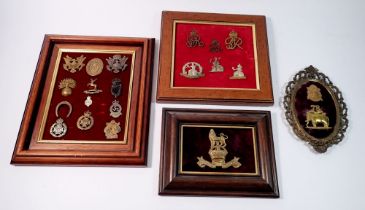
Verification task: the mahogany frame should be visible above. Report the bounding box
[157,11,274,105]
[11,34,154,165]
[159,108,279,197]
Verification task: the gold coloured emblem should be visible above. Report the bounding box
[186,29,204,48]
[225,30,243,50]
[210,57,224,72]
[76,111,94,130]
[305,105,331,129]
[58,78,76,96]
[86,58,103,76]
[230,64,246,79]
[84,78,103,94]
[104,120,121,139]
[63,55,86,73]
[307,84,323,102]
[197,129,241,169]
[180,62,204,79]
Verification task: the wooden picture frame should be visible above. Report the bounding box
[157,11,273,105]
[283,65,349,153]
[11,34,154,165]
[159,108,279,197]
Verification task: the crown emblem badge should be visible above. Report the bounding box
[197,129,241,169]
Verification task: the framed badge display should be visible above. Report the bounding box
[159,108,279,197]
[283,65,348,153]
[11,34,154,165]
[157,11,273,105]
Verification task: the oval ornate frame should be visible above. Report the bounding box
[283,65,348,153]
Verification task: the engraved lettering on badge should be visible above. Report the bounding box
[86,58,103,76]
[186,29,204,48]
[209,39,222,52]
[106,55,128,73]
[210,57,224,72]
[50,101,72,138]
[307,84,323,102]
[59,78,76,96]
[180,62,204,79]
[84,78,103,94]
[197,129,241,169]
[63,55,86,73]
[305,105,331,130]
[104,120,121,139]
[229,64,246,79]
[76,111,94,130]
[225,30,243,50]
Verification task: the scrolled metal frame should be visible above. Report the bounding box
[283,65,348,153]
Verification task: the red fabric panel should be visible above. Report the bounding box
[173,22,257,89]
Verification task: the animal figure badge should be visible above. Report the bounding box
[305,105,331,130]
[225,30,243,50]
[106,55,128,73]
[84,78,103,94]
[63,55,86,73]
[230,64,246,79]
[180,62,204,79]
[197,129,241,169]
[186,29,204,48]
[210,57,224,72]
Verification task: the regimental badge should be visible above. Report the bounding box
[230,64,246,79]
[197,129,241,169]
[63,55,86,73]
[225,30,243,50]
[76,111,94,130]
[209,39,222,52]
[106,55,128,73]
[50,101,72,138]
[58,78,76,96]
[186,29,204,48]
[84,78,103,94]
[84,96,92,107]
[180,62,204,79]
[111,78,122,98]
[86,58,103,76]
[104,120,121,139]
[210,57,224,72]
[307,84,323,102]
[109,100,122,118]
[305,105,331,130]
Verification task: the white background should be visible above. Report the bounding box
[1,0,365,209]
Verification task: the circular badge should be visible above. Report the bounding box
[77,111,94,130]
[86,58,103,76]
[50,118,67,137]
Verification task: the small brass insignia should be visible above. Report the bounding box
[307,84,323,102]
[109,100,122,118]
[225,30,243,50]
[84,96,92,107]
[104,120,121,139]
[86,58,103,76]
[63,55,86,73]
[76,111,94,130]
[230,64,246,79]
[186,29,204,48]
[106,55,128,73]
[58,78,76,96]
[84,78,103,94]
[209,39,222,52]
[305,105,331,129]
[50,101,72,138]
[210,57,224,72]
[180,62,204,79]
[111,78,122,98]
[197,129,241,169]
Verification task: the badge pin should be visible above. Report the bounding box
[180,62,204,79]
[230,64,246,79]
[63,55,86,73]
[84,96,92,107]
[76,111,94,130]
[86,58,103,76]
[111,78,122,98]
[210,57,224,72]
[50,101,72,138]
[84,78,103,94]
[59,78,76,96]
[225,30,243,50]
[104,120,121,139]
[106,55,128,73]
[109,100,122,118]
[209,39,222,52]
[186,29,204,48]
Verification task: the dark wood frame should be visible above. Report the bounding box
[157,11,273,105]
[159,108,279,197]
[11,34,154,165]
